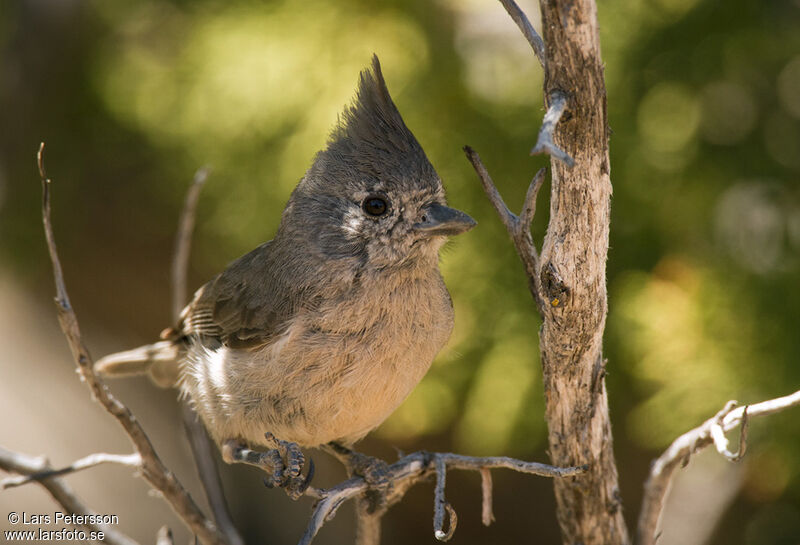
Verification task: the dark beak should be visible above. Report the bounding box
[414,202,477,237]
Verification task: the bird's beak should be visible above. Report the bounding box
[414,202,477,237]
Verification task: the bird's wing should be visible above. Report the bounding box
[176,241,300,349]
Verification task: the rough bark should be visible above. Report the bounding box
[536,1,629,544]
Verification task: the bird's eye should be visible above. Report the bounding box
[362,196,388,217]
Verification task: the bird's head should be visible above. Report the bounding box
[281,56,475,271]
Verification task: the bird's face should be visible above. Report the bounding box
[336,178,475,268]
[284,170,475,271]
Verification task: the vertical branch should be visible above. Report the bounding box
[171,166,209,322]
[535,0,627,543]
[170,168,245,545]
[354,501,383,545]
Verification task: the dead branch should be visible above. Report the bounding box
[297,450,587,545]
[169,168,245,545]
[497,0,545,66]
[1,452,141,489]
[531,91,575,167]
[37,143,228,545]
[479,468,495,527]
[171,166,209,321]
[0,446,139,545]
[432,456,453,541]
[464,146,546,314]
[636,389,800,545]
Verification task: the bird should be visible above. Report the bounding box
[95,56,475,490]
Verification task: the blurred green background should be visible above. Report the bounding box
[1,0,799,543]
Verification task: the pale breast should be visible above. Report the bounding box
[182,268,455,448]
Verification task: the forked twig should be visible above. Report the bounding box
[298,450,587,545]
[0,446,139,545]
[1,452,141,489]
[464,146,547,314]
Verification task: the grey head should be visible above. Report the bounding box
[277,55,475,270]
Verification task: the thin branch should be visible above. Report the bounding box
[433,456,450,541]
[463,146,517,233]
[636,389,800,545]
[37,143,228,545]
[463,147,546,314]
[171,166,209,322]
[2,452,141,489]
[531,91,575,167]
[497,0,545,67]
[0,446,140,545]
[519,168,546,235]
[480,468,495,527]
[711,404,748,461]
[169,167,244,545]
[298,450,586,545]
[181,406,244,545]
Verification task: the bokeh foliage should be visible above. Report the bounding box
[1,0,799,543]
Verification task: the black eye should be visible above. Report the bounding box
[362,196,388,217]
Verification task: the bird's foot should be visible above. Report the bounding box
[324,442,391,488]
[222,433,314,500]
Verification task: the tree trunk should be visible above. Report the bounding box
[536,1,629,543]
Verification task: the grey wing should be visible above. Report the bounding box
[177,241,299,349]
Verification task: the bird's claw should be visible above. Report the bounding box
[222,435,314,500]
[348,452,391,488]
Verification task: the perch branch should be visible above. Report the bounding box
[297,450,586,545]
[1,452,141,489]
[464,146,546,314]
[497,0,545,66]
[37,143,228,545]
[169,167,245,545]
[0,446,139,545]
[636,389,800,545]
[531,91,575,167]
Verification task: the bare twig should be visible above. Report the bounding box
[37,143,227,545]
[480,468,495,526]
[711,404,749,461]
[0,446,140,545]
[464,146,546,314]
[531,91,575,167]
[171,166,209,321]
[169,167,244,545]
[463,146,517,233]
[298,450,586,545]
[636,389,800,545]
[519,169,546,234]
[2,452,141,489]
[497,0,545,66]
[433,456,450,541]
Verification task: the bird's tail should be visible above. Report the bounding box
[94,340,182,388]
